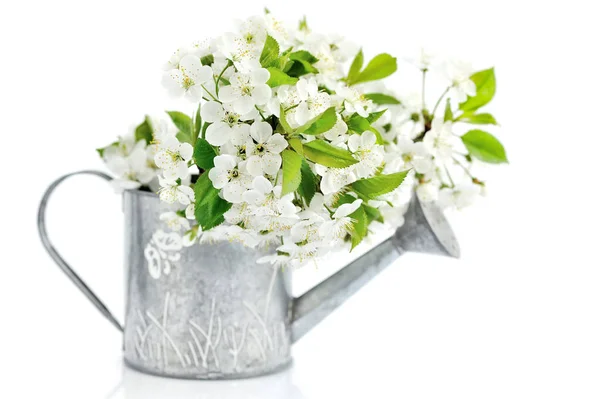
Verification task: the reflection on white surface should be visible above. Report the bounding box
[107,364,305,399]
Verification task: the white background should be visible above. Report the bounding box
[2,0,600,398]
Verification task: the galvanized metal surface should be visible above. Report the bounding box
[38,170,460,379]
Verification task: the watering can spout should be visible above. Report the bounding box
[291,195,460,342]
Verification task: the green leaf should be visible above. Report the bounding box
[288,137,304,155]
[351,53,397,85]
[298,159,317,205]
[363,204,384,223]
[298,15,308,31]
[134,116,154,143]
[167,111,192,137]
[260,35,280,68]
[281,150,303,196]
[457,112,498,125]
[444,99,453,122]
[364,93,401,105]
[286,50,319,77]
[200,54,214,66]
[193,138,217,170]
[266,67,299,87]
[176,131,192,144]
[346,114,385,145]
[194,173,232,230]
[459,68,496,112]
[351,170,410,200]
[193,103,202,144]
[347,49,363,83]
[366,109,387,124]
[303,140,358,168]
[333,193,357,207]
[201,122,210,140]
[289,50,319,64]
[279,105,294,133]
[286,59,319,77]
[346,114,371,133]
[461,129,507,164]
[349,206,368,250]
[296,107,337,135]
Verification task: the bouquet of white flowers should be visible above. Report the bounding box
[98,12,507,268]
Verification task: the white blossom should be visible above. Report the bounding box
[160,211,191,232]
[162,55,213,101]
[219,69,271,114]
[316,164,357,195]
[182,226,202,247]
[154,136,193,180]
[336,85,372,117]
[348,131,384,178]
[394,93,425,139]
[242,176,298,232]
[293,78,331,125]
[201,101,254,146]
[423,118,462,162]
[208,155,253,203]
[445,59,476,103]
[438,182,481,209]
[103,138,155,191]
[319,199,362,243]
[416,181,440,202]
[158,175,195,205]
[217,17,266,72]
[386,137,433,175]
[245,122,287,176]
[101,12,500,267]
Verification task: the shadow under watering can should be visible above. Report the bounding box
[106,365,305,399]
[38,170,459,380]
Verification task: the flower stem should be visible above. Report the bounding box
[421,69,427,110]
[215,60,233,96]
[431,86,451,117]
[201,85,221,103]
[284,103,299,112]
[255,105,268,122]
[452,156,474,179]
[443,165,456,188]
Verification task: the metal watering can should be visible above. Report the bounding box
[38,170,459,379]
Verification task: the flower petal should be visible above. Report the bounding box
[185,204,196,220]
[205,122,231,146]
[231,123,251,146]
[179,142,193,160]
[250,121,272,143]
[294,102,311,125]
[261,152,282,176]
[233,96,254,115]
[246,155,263,176]
[333,199,362,219]
[213,154,238,170]
[265,133,287,154]
[208,168,229,188]
[242,189,264,205]
[252,175,273,194]
[178,185,195,198]
[218,85,238,103]
[347,134,360,152]
[201,101,224,123]
[251,68,270,84]
[222,181,247,203]
[361,131,377,148]
[251,84,271,105]
[179,55,212,84]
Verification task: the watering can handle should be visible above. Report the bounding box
[37,170,124,333]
